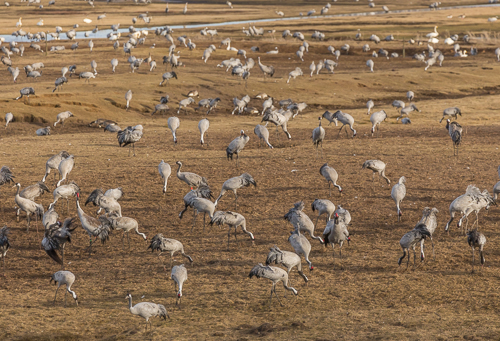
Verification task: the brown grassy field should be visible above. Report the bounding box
[1,1,500,340]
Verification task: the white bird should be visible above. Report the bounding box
[125,90,132,110]
[167,117,180,144]
[366,59,374,72]
[254,124,273,149]
[366,100,374,115]
[89,40,94,52]
[5,112,13,128]
[111,58,118,73]
[37,19,44,26]
[50,270,78,306]
[370,110,387,137]
[391,176,406,221]
[171,264,188,306]
[312,117,325,157]
[198,118,209,145]
[125,293,169,332]
[54,111,74,127]
[426,26,439,38]
[83,18,92,24]
[158,160,171,194]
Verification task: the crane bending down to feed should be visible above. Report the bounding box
[42,151,70,183]
[158,160,171,194]
[329,111,357,138]
[50,270,78,306]
[214,173,256,209]
[125,90,132,110]
[288,230,314,270]
[391,176,407,221]
[109,216,147,249]
[266,246,308,284]
[117,125,143,156]
[440,107,462,123]
[198,118,209,145]
[148,234,193,267]
[171,264,187,306]
[226,130,250,167]
[254,124,273,149]
[284,201,324,244]
[417,207,439,259]
[209,211,255,249]
[54,111,74,127]
[311,199,335,228]
[167,117,180,144]
[178,185,213,219]
[15,87,35,103]
[362,160,391,184]
[398,223,431,269]
[370,110,387,137]
[467,229,486,272]
[13,183,44,232]
[248,263,298,308]
[319,163,342,196]
[125,293,169,332]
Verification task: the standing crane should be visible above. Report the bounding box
[57,155,75,187]
[257,57,275,80]
[117,125,143,156]
[226,130,250,166]
[284,201,324,244]
[311,199,335,228]
[323,213,351,265]
[362,160,391,184]
[158,160,171,194]
[446,119,462,156]
[254,124,273,149]
[266,246,308,284]
[288,230,314,270]
[248,263,298,308]
[467,229,486,272]
[178,185,213,219]
[417,207,439,259]
[42,151,70,183]
[52,181,80,214]
[109,216,147,249]
[125,90,132,110]
[369,110,387,137]
[209,211,255,249]
[50,270,78,307]
[319,163,342,196]
[175,161,208,188]
[391,176,407,221]
[312,117,325,157]
[171,264,187,306]
[398,224,431,269]
[13,183,44,232]
[214,173,256,209]
[0,226,10,275]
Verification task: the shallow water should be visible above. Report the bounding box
[1,3,499,43]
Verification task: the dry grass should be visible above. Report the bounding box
[1,1,500,340]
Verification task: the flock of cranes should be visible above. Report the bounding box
[1,0,500,333]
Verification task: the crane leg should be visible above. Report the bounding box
[61,246,65,270]
[127,233,131,250]
[170,255,173,269]
[472,247,475,272]
[227,228,231,250]
[26,213,31,232]
[133,143,136,157]
[64,289,67,307]
[66,198,69,215]
[54,286,60,305]
[273,286,283,306]
[431,237,435,260]
[269,288,273,308]
[2,257,5,276]
[121,233,125,250]
[314,216,319,230]
[328,183,331,197]
[191,210,197,232]
[203,213,206,233]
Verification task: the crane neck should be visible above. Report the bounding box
[15,184,21,196]
[128,295,133,310]
[176,162,182,174]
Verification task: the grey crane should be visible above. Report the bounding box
[261,109,292,141]
[43,202,58,229]
[85,188,122,217]
[42,218,77,268]
[178,185,213,219]
[177,97,195,114]
[110,58,118,73]
[152,103,169,116]
[288,230,313,270]
[311,199,335,228]
[15,181,49,218]
[190,197,216,231]
[159,71,177,86]
[167,116,180,144]
[257,57,275,80]
[176,161,208,188]
[109,216,146,249]
[254,124,273,149]
[210,211,254,249]
[214,173,256,209]
[320,163,342,196]
[0,226,10,275]
[329,110,356,138]
[287,67,303,84]
[323,213,351,264]
[407,91,415,102]
[467,230,486,272]
[53,77,68,92]
[284,201,324,244]
[397,104,420,122]
[446,119,462,156]
[42,151,70,183]
[493,165,500,202]
[171,264,188,306]
[51,270,78,306]
[148,234,193,267]
[391,176,406,221]
[0,166,14,206]
[248,263,298,308]
[312,117,325,157]
[158,160,171,194]
[226,130,250,166]
[76,193,113,254]
[266,246,308,284]
[261,97,273,115]
[14,183,44,232]
[366,59,374,72]
[398,224,431,269]
[125,293,169,332]
[417,207,439,259]
[15,87,35,103]
[198,118,209,146]
[88,40,94,52]
[36,126,51,136]
[79,71,95,83]
[392,100,405,112]
[440,107,461,123]
[366,100,374,115]
[362,160,390,184]
[118,124,143,156]
[57,155,75,187]
[125,90,132,110]
[54,111,74,127]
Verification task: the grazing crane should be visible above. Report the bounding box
[13,183,44,232]
[248,263,298,308]
[178,185,213,219]
[50,271,78,306]
[391,176,406,221]
[18,182,50,212]
[118,125,143,156]
[397,104,420,121]
[171,264,188,306]
[125,293,169,332]
[407,91,415,102]
[366,59,374,72]
[417,207,439,259]
[398,224,431,269]
[158,160,171,194]
[15,87,35,103]
[214,173,256,209]
[159,71,177,86]
[446,119,462,156]
[53,77,68,92]
[329,111,356,138]
[312,117,325,157]
[176,161,208,188]
[210,211,255,249]
[75,193,113,254]
[42,218,77,268]
[5,112,13,128]
[467,230,486,271]
[190,197,216,231]
[167,116,180,144]
[79,72,95,83]
[323,213,351,264]
[52,181,80,214]
[0,226,10,275]
[319,163,342,196]
[362,160,391,184]
[148,234,193,267]
[261,109,292,141]
[85,188,122,217]
[369,110,387,137]
[57,155,75,187]
[254,124,273,149]
[198,118,209,145]
[311,199,335,228]
[111,58,118,73]
[284,201,324,244]
[109,216,146,249]
[288,230,313,270]
[36,126,51,136]
[125,90,132,110]
[257,57,275,80]
[54,111,74,127]
[266,246,308,284]
[226,130,250,166]
[43,203,58,229]
[366,100,374,115]
[440,107,461,123]
[177,98,195,114]
[287,67,303,84]
[42,151,70,183]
